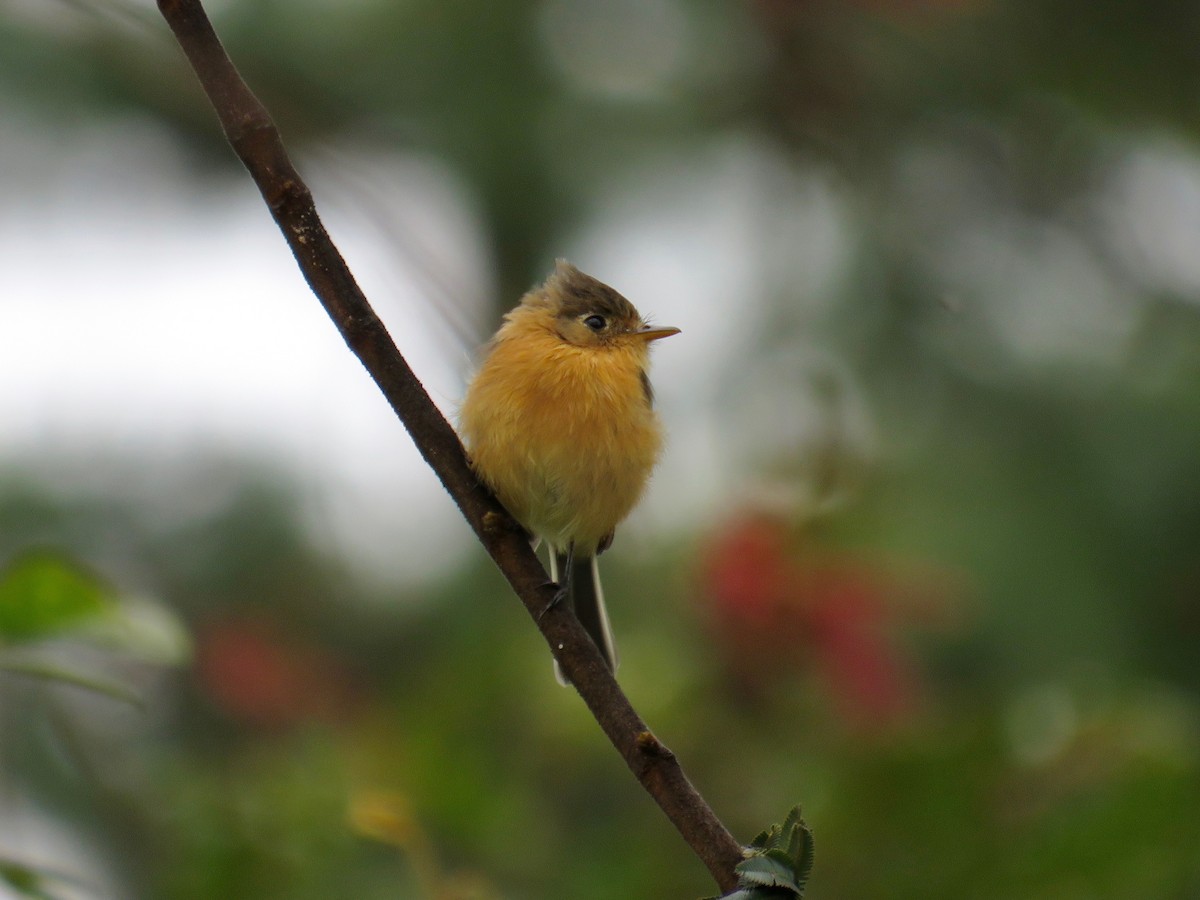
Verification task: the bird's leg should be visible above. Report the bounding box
[596,530,614,556]
[538,543,574,621]
[560,544,574,596]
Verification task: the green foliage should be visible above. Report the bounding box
[0,856,76,900]
[6,0,1200,896]
[0,552,113,642]
[0,656,146,708]
[707,807,814,900]
[0,550,188,705]
[0,860,47,900]
[2,472,1200,898]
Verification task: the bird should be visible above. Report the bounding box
[459,260,679,683]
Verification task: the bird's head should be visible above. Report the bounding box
[524,260,680,350]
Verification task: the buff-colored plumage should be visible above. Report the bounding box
[459,261,678,679]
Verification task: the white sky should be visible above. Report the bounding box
[6,100,1185,588]
[0,107,850,587]
[0,110,489,584]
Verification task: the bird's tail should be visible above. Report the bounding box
[550,550,618,685]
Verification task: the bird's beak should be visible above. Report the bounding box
[634,325,681,342]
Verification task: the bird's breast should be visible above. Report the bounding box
[460,333,664,552]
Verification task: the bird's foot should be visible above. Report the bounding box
[537,581,568,622]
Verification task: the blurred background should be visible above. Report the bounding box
[2,0,1200,896]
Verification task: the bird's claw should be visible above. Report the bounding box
[537,581,568,622]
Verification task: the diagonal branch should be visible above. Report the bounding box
[154,0,745,892]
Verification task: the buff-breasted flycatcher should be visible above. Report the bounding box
[459,261,679,682]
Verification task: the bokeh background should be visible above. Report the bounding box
[3,0,1200,897]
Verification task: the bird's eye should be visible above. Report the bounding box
[583,314,606,331]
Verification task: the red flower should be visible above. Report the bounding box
[702,510,931,728]
[194,615,360,729]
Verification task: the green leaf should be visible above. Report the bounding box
[781,806,804,845]
[0,657,146,708]
[738,855,801,888]
[0,853,96,900]
[0,552,115,642]
[707,886,796,900]
[0,858,57,900]
[82,595,192,665]
[792,824,815,888]
[705,806,814,900]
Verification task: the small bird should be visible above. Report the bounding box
[459,261,679,682]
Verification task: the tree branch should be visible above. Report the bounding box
[154,0,745,891]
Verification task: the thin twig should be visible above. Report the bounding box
[154,0,745,891]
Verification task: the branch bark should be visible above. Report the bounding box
[154,0,745,892]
